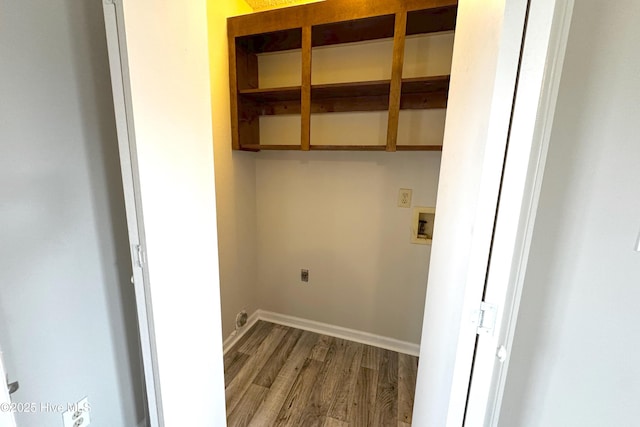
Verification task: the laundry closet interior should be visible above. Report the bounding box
[211,0,457,423]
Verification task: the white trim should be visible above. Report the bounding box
[222,310,261,355]
[223,309,420,356]
[257,310,420,356]
[102,3,163,426]
[488,0,574,424]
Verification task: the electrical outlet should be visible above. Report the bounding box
[62,397,91,427]
[301,269,309,283]
[398,188,412,208]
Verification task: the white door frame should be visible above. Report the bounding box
[102,1,163,426]
[464,0,574,425]
[414,0,575,425]
[413,0,531,424]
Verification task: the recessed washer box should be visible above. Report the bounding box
[412,207,435,245]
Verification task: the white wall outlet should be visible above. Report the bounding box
[398,188,412,208]
[62,397,91,427]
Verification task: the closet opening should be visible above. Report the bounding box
[212,1,456,424]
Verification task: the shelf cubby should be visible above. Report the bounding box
[228,0,458,152]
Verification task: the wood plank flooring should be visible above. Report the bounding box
[224,321,419,426]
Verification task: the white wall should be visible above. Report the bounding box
[208,0,259,339]
[0,0,144,425]
[251,31,451,344]
[500,1,640,425]
[120,0,228,424]
[256,151,441,343]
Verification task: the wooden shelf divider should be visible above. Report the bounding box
[301,26,312,151]
[386,11,407,152]
[229,41,240,150]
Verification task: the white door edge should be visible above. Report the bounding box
[412,0,533,424]
[446,0,527,427]
[102,2,163,426]
[464,0,575,425]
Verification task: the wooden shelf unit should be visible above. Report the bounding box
[228,0,458,152]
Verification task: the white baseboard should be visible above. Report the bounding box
[222,310,260,354]
[257,310,420,356]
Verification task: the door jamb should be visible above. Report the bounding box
[464,0,575,424]
[102,2,164,426]
[414,0,575,425]
[413,0,531,425]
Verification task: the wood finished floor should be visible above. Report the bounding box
[224,321,419,427]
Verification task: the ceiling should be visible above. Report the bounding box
[245,0,324,12]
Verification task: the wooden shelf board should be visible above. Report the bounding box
[401,92,448,109]
[228,0,457,39]
[233,6,456,53]
[250,95,447,116]
[312,80,390,98]
[238,28,302,54]
[238,144,442,152]
[312,14,395,47]
[311,145,387,151]
[242,76,449,115]
[402,75,450,93]
[239,86,301,102]
[406,7,457,35]
[240,144,302,151]
[239,76,448,100]
[312,76,449,99]
[396,145,443,151]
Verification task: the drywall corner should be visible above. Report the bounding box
[207,0,259,337]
